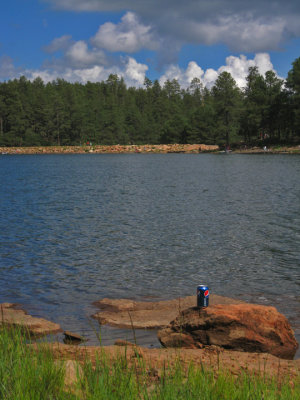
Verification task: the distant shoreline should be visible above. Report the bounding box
[1,144,300,155]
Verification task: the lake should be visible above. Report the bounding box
[0,153,299,354]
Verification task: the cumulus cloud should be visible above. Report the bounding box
[41,14,156,73]
[22,56,148,87]
[65,40,107,67]
[28,65,114,83]
[218,53,276,87]
[91,12,158,53]
[159,53,277,89]
[45,0,300,53]
[123,56,148,85]
[0,52,279,89]
[42,36,108,70]
[159,62,204,89]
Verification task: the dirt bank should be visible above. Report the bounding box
[30,342,300,381]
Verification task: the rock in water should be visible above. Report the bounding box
[92,294,243,329]
[157,304,298,360]
[0,303,61,336]
[63,331,86,344]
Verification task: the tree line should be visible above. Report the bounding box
[0,57,299,147]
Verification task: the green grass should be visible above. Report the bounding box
[0,327,299,399]
[0,327,70,399]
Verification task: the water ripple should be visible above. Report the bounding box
[0,154,299,354]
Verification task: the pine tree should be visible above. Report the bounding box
[212,72,241,146]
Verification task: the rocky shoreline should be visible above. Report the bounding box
[92,295,298,360]
[1,295,299,381]
[1,144,300,155]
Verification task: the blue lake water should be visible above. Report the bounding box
[0,153,299,354]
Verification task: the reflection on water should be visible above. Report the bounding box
[0,154,299,355]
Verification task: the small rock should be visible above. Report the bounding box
[55,359,83,395]
[64,360,83,387]
[63,331,86,344]
[114,339,135,346]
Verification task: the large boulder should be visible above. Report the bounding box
[92,294,242,329]
[157,304,298,359]
[0,303,61,336]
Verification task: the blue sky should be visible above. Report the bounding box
[0,0,299,88]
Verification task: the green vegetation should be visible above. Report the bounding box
[0,57,299,148]
[0,327,68,399]
[82,355,300,400]
[1,327,299,399]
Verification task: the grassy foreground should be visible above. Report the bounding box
[0,328,299,400]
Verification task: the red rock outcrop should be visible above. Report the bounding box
[0,303,61,336]
[92,294,243,329]
[157,304,298,359]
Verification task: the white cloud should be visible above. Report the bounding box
[46,0,300,53]
[29,65,116,83]
[187,16,287,52]
[41,14,155,73]
[91,12,158,53]
[123,57,148,85]
[185,62,204,83]
[218,54,275,88]
[28,68,62,82]
[159,64,186,86]
[65,40,107,67]
[159,54,277,89]
[0,52,279,90]
[23,56,148,87]
[203,69,219,88]
[157,61,203,88]
[252,53,275,76]
[44,35,73,53]
[42,36,108,70]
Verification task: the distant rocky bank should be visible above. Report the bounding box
[1,143,300,155]
[0,144,218,154]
